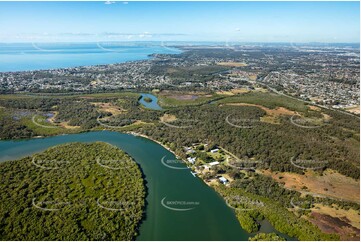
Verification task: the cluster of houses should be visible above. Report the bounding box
[184,145,229,185]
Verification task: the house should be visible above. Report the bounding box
[210,148,219,153]
[219,176,228,184]
[185,147,195,154]
[187,157,196,164]
[208,161,220,167]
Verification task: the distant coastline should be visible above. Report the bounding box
[0,42,181,72]
[1,41,360,73]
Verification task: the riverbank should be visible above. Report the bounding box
[5,130,258,240]
[125,131,301,241]
[126,131,181,159]
[0,130,348,240]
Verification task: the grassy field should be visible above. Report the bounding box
[217,92,309,113]
[157,91,226,108]
[23,114,68,136]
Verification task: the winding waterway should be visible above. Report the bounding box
[138,93,163,110]
[0,131,249,240]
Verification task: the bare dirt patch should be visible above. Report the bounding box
[216,91,234,96]
[205,178,219,186]
[226,103,296,116]
[248,74,258,81]
[254,87,268,93]
[217,62,248,67]
[313,204,360,229]
[46,111,80,129]
[59,121,80,129]
[346,105,360,115]
[322,112,332,121]
[160,114,177,123]
[225,103,296,124]
[308,212,359,241]
[260,169,360,203]
[47,111,58,124]
[230,88,250,94]
[91,102,124,115]
[308,105,321,111]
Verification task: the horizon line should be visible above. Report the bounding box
[0,41,359,45]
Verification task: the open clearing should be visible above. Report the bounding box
[58,121,80,129]
[47,111,80,129]
[158,91,220,107]
[308,105,321,111]
[217,62,248,67]
[346,105,360,114]
[312,204,360,229]
[223,102,331,124]
[224,102,296,123]
[91,102,124,115]
[216,88,250,96]
[225,103,296,116]
[260,169,360,203]
[160,114,177,123]
[308,211,359,241]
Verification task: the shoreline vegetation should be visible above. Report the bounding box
[127,131,181,159]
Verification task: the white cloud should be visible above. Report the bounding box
[105,1,116,5]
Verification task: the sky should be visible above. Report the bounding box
[0,1,359,43]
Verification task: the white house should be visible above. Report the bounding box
[219,176,228,184]
[210,148,219,153]
[187,157,196,164]
[208,161,220,167]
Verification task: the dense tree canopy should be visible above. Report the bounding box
[0,142,146,240]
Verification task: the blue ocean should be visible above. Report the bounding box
[0,42,182,72]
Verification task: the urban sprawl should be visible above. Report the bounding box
[0,44,359,111]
